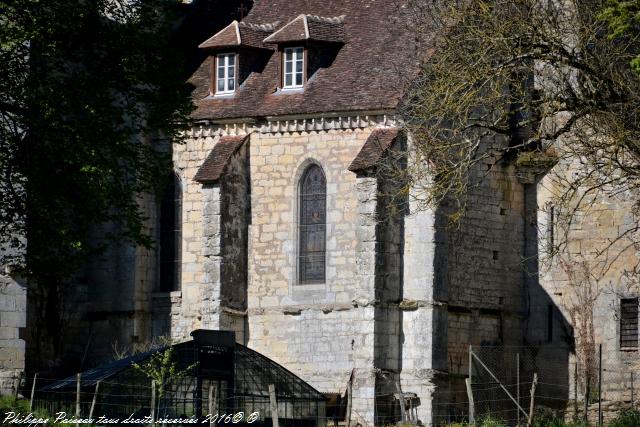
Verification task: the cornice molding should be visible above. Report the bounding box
[185,112,401,138]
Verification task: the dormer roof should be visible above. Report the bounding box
[194,135,249,184]
[263,14,345,44]
[189,0,421,121]
[198,20,278,50]
[349,128,399,172]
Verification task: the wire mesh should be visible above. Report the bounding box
[27,335,327,427]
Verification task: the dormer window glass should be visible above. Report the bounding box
[283,47,304,89]
[216,53,236,94]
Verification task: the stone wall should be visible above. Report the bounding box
[53,191,157,371]
[174,122,447,425]
[169,132,217,339]
[168,129,251,342]
[535,150,640,399]
[0,274,26,394]
[427,154,529,420]
[443,158,527,373]
[245,127,378,420]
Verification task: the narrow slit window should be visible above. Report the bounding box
[159,172,182,292]
[216,53,236,94]
[547,304,554,343]
[298,165,326,284]
[283,47,304,89]
[547,204,555,256]
[620,298,639,349]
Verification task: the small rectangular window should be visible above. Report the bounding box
[283,47,304,89]
[547,204,555,256]
[547,304,554,343]
[216,53,236,94]
[620,298,639,349]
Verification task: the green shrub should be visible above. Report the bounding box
[533,419,585,427]
[479,418,508,427]
[0,394,30,413]
[607,410,640,427]
[0,395,52,421]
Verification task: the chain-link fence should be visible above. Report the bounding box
[4,374,323,427]
[468,345,639,426]
[469,345,573,425]
[3,344,639,426]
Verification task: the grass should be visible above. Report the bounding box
[441,410,640,427]
[0,394,53,422]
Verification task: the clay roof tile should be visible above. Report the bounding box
[348,128,399,172]
[194,135,249,183]
[189,0,420,120]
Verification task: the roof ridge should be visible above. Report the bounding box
[239,21,281,32]
[305,14,345,24]
[263,14,307,43]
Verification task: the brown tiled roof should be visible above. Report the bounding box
[306,16,345,43]
[198,21,241,49]
[348,128,399,172]
[263,15,308,43]
[239,22,279,49]
[189,0,418,120]
[193,135,249,183]
[262,15,345,44]
[199,21,276,50]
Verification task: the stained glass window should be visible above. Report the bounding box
[299,165,326,284]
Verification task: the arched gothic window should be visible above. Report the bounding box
[298,164,326,284]
[159,172,182,292]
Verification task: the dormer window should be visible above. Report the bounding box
[283,47,304,89]
[216,53,236,95]
[199,20,277,97]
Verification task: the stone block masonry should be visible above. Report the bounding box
[246,128,378,420]
[0,274,26,394]
[172,123,447,425]
[169,121,532,426]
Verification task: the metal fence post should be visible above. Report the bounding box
[584,374,590,427]
[598,344,602,427]
[76,373,81,427]
[574,361,579,419]
[468,345,473,423]
[517,353,521,427]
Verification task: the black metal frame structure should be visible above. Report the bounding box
[36,330,327,427]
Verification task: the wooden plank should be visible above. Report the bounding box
[527,373,538,427]
[269,384,279,427]
[29,373,38,412]
[151,380,156,426]
[465,377,475,426]
[89,381,101,421]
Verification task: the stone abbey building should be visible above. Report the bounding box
[2,1,639,426]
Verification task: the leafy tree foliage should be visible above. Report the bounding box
[600,0,640,73]
[0,0,193,363]
[400,0,640,229]
[398,0,640,380]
